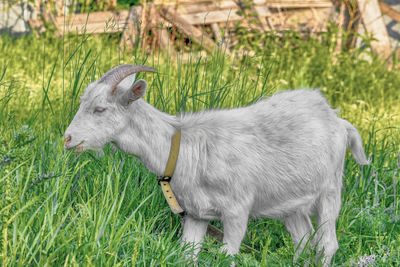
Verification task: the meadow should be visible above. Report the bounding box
[0,28,399,266]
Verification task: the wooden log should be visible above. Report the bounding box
[120,6,142,50]
[158,27,178,57]
[357,0,392,58]
[211,23,222,43]
[140,0,148,49]
[333,1,346,61]
[205,224,254,252]
[206,224,223,243]
[379,1,400,23]
[160,7,220,53]
[154,14,177,57]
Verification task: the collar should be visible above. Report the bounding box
[157,130,225,241]
[157,129,185,215]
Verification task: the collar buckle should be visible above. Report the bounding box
[157,175,172,184]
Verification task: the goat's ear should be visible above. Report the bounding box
[117,74,136,91]
[119,79,147,106]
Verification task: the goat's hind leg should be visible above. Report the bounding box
[284,212,315,264]
[315,188,341,266]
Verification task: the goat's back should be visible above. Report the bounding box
[177,89,356,219]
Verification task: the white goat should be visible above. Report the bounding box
[64,64,370,265]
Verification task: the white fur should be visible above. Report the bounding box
[65,73,369,266]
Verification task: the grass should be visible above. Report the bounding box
[0,28,399,266]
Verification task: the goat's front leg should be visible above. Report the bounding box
[181,215,208,258]
[221,213,249,256]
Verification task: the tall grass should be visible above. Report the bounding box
[0,29,399,266]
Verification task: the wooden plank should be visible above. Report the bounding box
[204,8,331,33]
[62,23,127,35]
[216,7,331,32]
[120,6,142,50]
[153,12,177,57]
[252,5,271,32]
[156,0,332,13]
[333,1,346,61]
[266,7,332,32]
[54,10,130,25]
[28,1,334,39]
[258,0,333,8]
[254,6,271,31]
[379,1,400,23]
[181,9,243,25]
[253,5,271,17]
[254,5,271,17]
[180,6,331,26]
[207,224,223,242]
[185,1,238,13]
[55,25,128,35]
[140,0,148,49]
[211,23,222,43]
[160,7,220,53]
[357,0,391,58]
[58,20,129,33]
[158,27,177,57]
[53,10,131,35]
[205,224,254,252]
[180,6,270,25]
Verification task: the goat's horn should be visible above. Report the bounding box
[99,64,156,94]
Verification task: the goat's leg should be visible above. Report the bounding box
[283,212,315,264]
[315,188,341,266]
[181,215,208,258]
[221,214,249,256]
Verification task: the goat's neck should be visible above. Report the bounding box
[115,99,178,175]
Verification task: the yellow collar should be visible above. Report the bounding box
[158,129,185,215]
[158,130,226,241]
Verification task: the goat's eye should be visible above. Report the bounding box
[94,107,106,113]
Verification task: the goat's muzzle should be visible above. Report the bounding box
[64,136,83,152]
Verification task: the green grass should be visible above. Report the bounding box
[0,29,399,266]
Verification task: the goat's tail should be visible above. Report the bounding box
[342,119,370,165]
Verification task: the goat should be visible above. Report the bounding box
[64,64,370,265]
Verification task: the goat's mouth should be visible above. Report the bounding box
[65,141,85,153]
[75,143,85,153]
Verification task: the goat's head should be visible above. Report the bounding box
[64,64,155,152]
